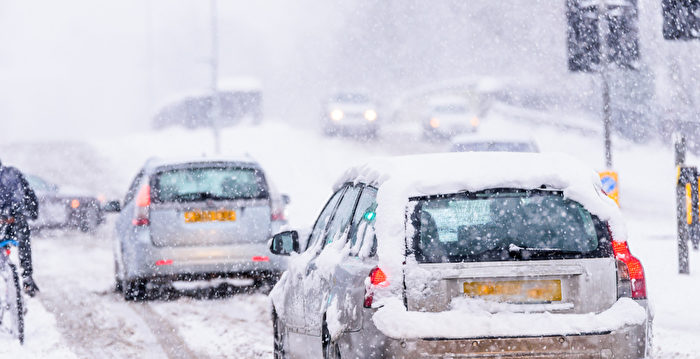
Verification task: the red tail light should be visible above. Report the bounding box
[155,259,173,266]
[612,240,647,299]
[369,267,388,286]
[252,256,269,262]
[364,267,389,308]
[135,185,151,207]
[132,184,151,226]
[270,210,286,221]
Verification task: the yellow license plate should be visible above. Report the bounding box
[184,210,236,223]
[463,279,562,302]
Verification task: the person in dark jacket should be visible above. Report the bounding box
[0,159,40,297]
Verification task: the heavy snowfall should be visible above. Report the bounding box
[0,1,699,358]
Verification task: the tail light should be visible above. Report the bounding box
[363,267,388,308]
[132,184,151,226]
[270,210,286,221]
[612,240,647,299]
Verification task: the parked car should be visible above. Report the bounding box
[25,174,104,232]
[450,134,540,153]
[269,152,651,358]
[424,95,479,139]
[321,92,379,138]
[111,156,288,300]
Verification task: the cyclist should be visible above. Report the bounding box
[0,159,40,297]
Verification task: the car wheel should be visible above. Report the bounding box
[80,209,99,233]
[273,309,286,359]
[124,279,147,301]
[114,261,123,293]
[322,320,341,359]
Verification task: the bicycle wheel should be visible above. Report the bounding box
[0,261,24,344]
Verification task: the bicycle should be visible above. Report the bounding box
[0,215,24,344]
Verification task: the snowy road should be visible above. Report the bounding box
[31,224,273,359]
[2,114,700,357]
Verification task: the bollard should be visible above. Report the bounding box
[677,166,696,274]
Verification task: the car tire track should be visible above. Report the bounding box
[131,302,205,359]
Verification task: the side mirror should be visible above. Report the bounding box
[270,230,299,256]
[281,194,291,205]
[103,200,121,213]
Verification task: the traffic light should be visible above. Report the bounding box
[606,1,640,69]
[662,0,700,40]
[567,0,600,72]
[567,0,640,72]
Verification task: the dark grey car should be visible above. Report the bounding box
[112,156,286,300]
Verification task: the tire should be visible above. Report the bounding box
[0,262,24,344]
[114,261,123,293]
[123,279,147,301]
[80,209,99,233]
[272,309,286,359]
[322,321,340,359]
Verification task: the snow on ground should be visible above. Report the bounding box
[1,111,700,357]
[0,296,77,358]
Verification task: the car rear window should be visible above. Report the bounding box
[152,166,268,203]
[410,189,612,263]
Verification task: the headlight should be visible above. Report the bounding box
[429,117,440,128]
[470,116,480,127]
[364,109,378,122]
[330,109,344,121]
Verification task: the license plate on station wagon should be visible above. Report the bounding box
[184,210,236,223]
[463,279,562,302]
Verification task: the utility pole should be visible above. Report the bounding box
[210,0,221,154]
[597,0,613,169]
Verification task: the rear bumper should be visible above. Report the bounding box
[121,235,286,281]
[424,126,477,138]
[380,324,648,358]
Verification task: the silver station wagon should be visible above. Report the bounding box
[112,156,287,300]
[269,152,651,359]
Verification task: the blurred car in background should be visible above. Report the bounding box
[152,77,263,129]
[450,134,540,153]
[110,156,288,300]
[25,174,104,232]
[321,92,379,138]
[424,95,479,139]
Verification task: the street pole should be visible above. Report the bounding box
[598,0,613,169]
[210,0,221,154]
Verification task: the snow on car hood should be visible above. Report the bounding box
[372,297,647,339]
[335,152,626,285]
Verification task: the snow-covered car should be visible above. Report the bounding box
[25,174,104,232]
[450,134,540,153]
[268,152,651,358]
[112,156,287,301]
[424,95,479,139]
[321,92,379,137]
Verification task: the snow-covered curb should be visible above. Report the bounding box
[372,297,647,339]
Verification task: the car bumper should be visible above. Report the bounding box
[424,125,477,137]
[375,324,648,359]
[325,120,377,133]
[122,236,286,281]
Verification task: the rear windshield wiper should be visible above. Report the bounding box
[169,192,231,202]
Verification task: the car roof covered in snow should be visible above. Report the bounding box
[334,152,626,274]
[450,133,537,145]
[143,155,260,170]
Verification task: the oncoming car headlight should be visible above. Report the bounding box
[429,117,440,128]
[364,109,378,122]
[331,109,344,121]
